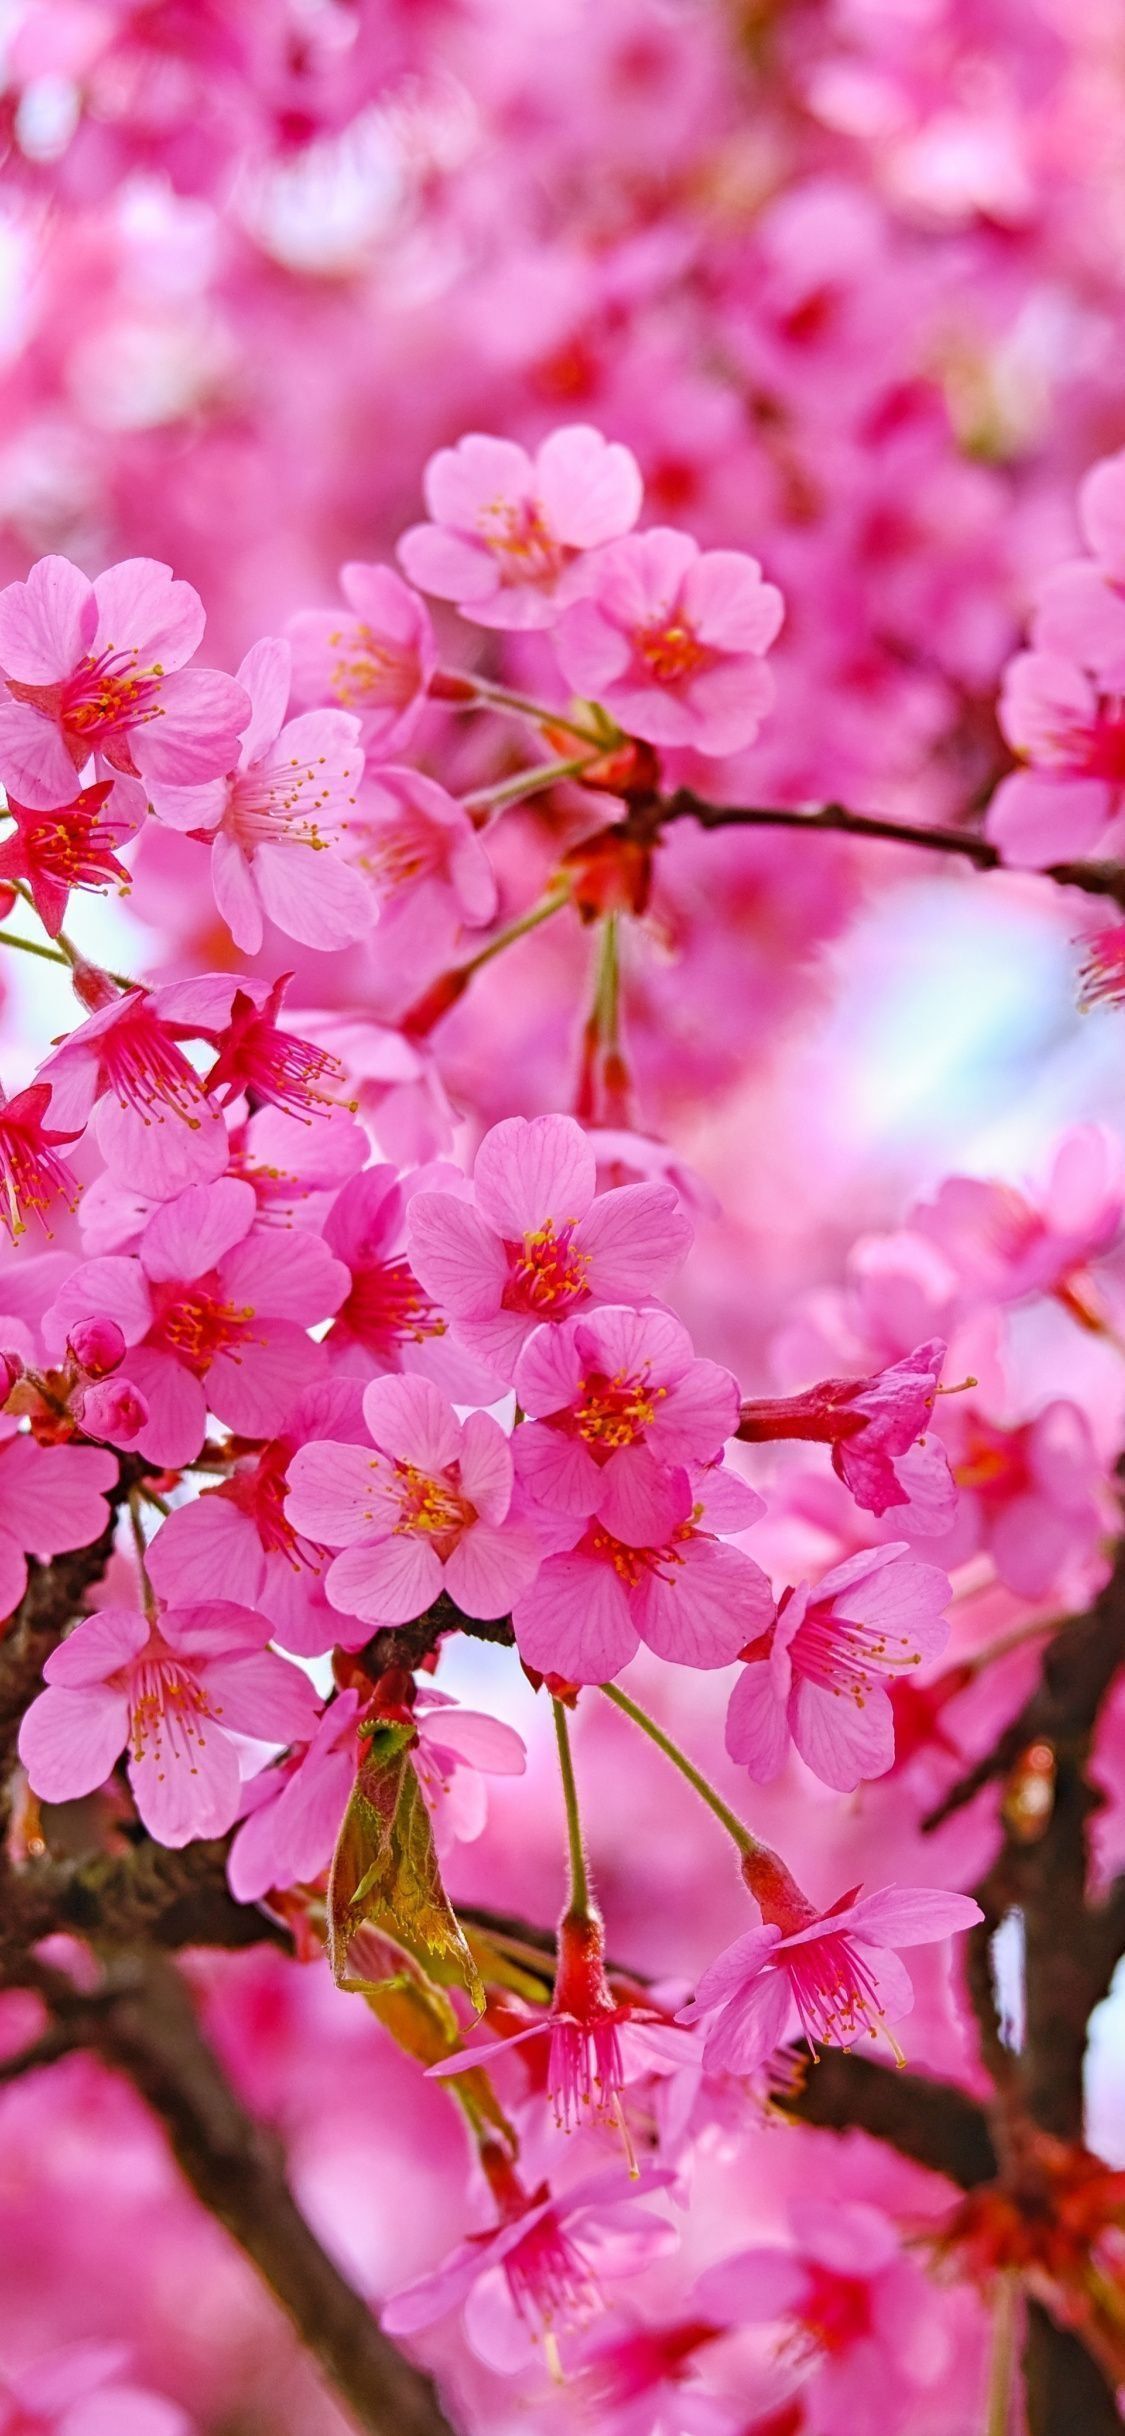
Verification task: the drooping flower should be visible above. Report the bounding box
[0,780,132,936]
[0,1081,80,1242]
[286,560,436,758]
[150,636,374,953]
[725,1545,951,1792]
[398,425,643,630]
[678,1866,982,2073]
[382,2153,674,2369]
[553,529,783,756]
[736,1340,955,1523]
[940,1397,1110,1601]
[406,1113,693,1379]
[0,1421,117,1618]
[19,1596,320,1847]
[200,974,353,1120]
[322,1163,502,1400]
[47,1176,350,1468]
[696,2202,948,2436]
[0,553,248,809]
[34,977,229,1203]
[513,1303,739,1517]
[285,1372,540,1628]
[434,1905,658,2139]
[227,1687,363,1902]
[512,1458,774,1684]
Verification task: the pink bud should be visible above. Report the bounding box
[0,1350,23,1402]
[78,1377,149,1445]
[67,1317,127,1379]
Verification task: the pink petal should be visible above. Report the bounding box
[725,1662,791,1781]
[43,1603,149,1686]
[206,1323,321,1438]
[121,1347,208,1469]
[141,1179,255,1283]
[419,1706,526,1776]
[458,1409,514,1522]
[19,1682,129,1799]
[0,702,85,808]
[211,831,264,953]
[700,1969,793,2074]
[129,1709,242,1848]
[285,1440,388,1546]
[253,840,375,948]
[513,1422,603,1516]
[512,1551,637,1681]
[0,1437,116,1555]
[201,1649,320,1742]
[694,2248,807,2323]
[94,1087,228,1204]
[473,1114,596,1239]
[0,554,95,682]
[236,634,291,760]
[326,1532,443,1624]
[681,1923,785,2014]
[130,667,249,786]
[145,1497,266,1609]
[791,1677,895,1791]
[423,434,534,529]
[535,426,642,548]
[361,1373,462,1473]
[443,1518,540,1617]
[683,550,784,653]
[406,1190,508,1317]
[986,769,1112,867]
[594,1451,691,1548]
[91,557,204,668]
[633,1537,758,1668]
[577,1181,692,1298]
[47,1257,154,1352]
[0,1524,28,1617]
[222,1229,348,1322]
[839,1887,984,1947]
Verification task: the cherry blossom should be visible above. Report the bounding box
[406,1113,693,1379]
[513,1304,739,1518]
[553,530,783,755]
[725,1545,952,1791]
[352,766,497,933]
[286,561,436,759]
[0,1422,117,1618]
[0,1081,79,1241]
[19,1595,319,1847]
[34,977,229,1203]
[398,427,643,630]
[737,1339,954,1522]
[0,555,247,811]
[0,780,131,936]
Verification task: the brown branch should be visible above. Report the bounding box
[10,1835,292,1957]
[924,1570,1125,1834]
[778,2049,998,2189]
[658,789,1125,905]
[359,1593,514,1679]
[44,1950,458,2436]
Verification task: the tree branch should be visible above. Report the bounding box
[659,790,1125,906]
[44,1950,458,2436]
[778,2049,998,2189]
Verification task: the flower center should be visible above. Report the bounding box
[392,1460,472,1545]
[953,1421,1028,1501]
[226,753,349,852]
[329,623,416,710]
[782,1931,902,2061]
[126,1652,218,1767]
[477,497,564,586]
[505,1219,590,1316]
[635,617,706,684]
[789,1592,923,1703]
[152,1283,256,1374]
[336,1257,445,1352]
[573,1365,660,1450]
[502,2209,598,2338]
[99,1002,207,1128]
[587,1517,691,1588]
[796,2263,874,2356]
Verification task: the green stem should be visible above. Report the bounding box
[552,1698,591,1916]
[601,1683,760,1857]
[463,756,597,820]
[0,929,71,970]
[457,882,572,981]
[449,672,608,748]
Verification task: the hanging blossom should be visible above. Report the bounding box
[34,973,232,1203]
[695,2202,949,2436]
[286,560,436,759]
[47,1175,350,1469]
[406,1112,693,1379]
[0,553,248,811]
[736,1339,954,1522]
[149,636,374,953]
[434,1905,660,2140]
[285,1371,541,1628]
[19,1595,320,1847]
[678,1858,982,2072]
[0,1081,81,1242]
[512,1458,774,1684]
[397,425,643,629]
[0,780,132,937]
[553,528,784,756]
[725,1545,952,1793]
[910,1123,1125,1317]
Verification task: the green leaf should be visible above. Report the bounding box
[328,1721,484,2013]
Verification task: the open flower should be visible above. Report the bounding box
[398,426,643,630]
[513,1303,739,1517]
[285,1372,540,1627]
[47,1176,350,1468]
[19,1595,320,1847]
[352,765,497,931]
[0,1081,80,1241]
[406,1113,693,1379]
[725,1545,952,1792]
[554,529,783,756]
[0,553,247,809]
[434,1905,658,2139]
[34,977,229,1203]
[0,1421,117,1618]
[678,1873,982,2072]
[736,1340,954,1522]
[0,779,131,937]
[512,1459,773,1684]
[286,560,436,758]
[150,636,374,953]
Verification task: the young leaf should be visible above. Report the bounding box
[328,1721,484,2012]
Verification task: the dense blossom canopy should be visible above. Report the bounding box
[1,7,1125,2436]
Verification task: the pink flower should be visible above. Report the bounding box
[0,554,247,810]
[696,2202,948,2436]
[553,529,783,756]
[200,975,351,1122]
[435,1906,655,2135]
[911,1125,1125,1313]
[410,1683,526,1847]
[144,1378,368,1656]
[228,1687,362,1902]
[737,1340,955,1522]
[0,780,131,937]
[0,1082,80,1242]
[76,1376,149,1447]
[406,1113,693,1379]
[0,2341,191,2436]
[151,637,374,953]
[382,2157,674,2368]
[1033,450,1125,687]
[352,766,497,930]
[320,1163,501,1403]
[398,425,643,630]
[678,1873,982,2072]
[285,1373,540,1628]
[986,649,1125,866]
[512,1459,774,1684]
[514,1304,739,1517]
[286,561,436,758]
[47,1176,350,1469]
[34,978,229,1203]
[19,1595,319,1847]
[725,1545,951,1792]
[0,1423,117,1618]
[943,1398,1110,1601]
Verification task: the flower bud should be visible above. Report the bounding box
[67,1317,127,1379]
[78,1377,149,1445]
[0,1349,23,1403]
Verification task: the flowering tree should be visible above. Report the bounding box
[3,7,1125,2436]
